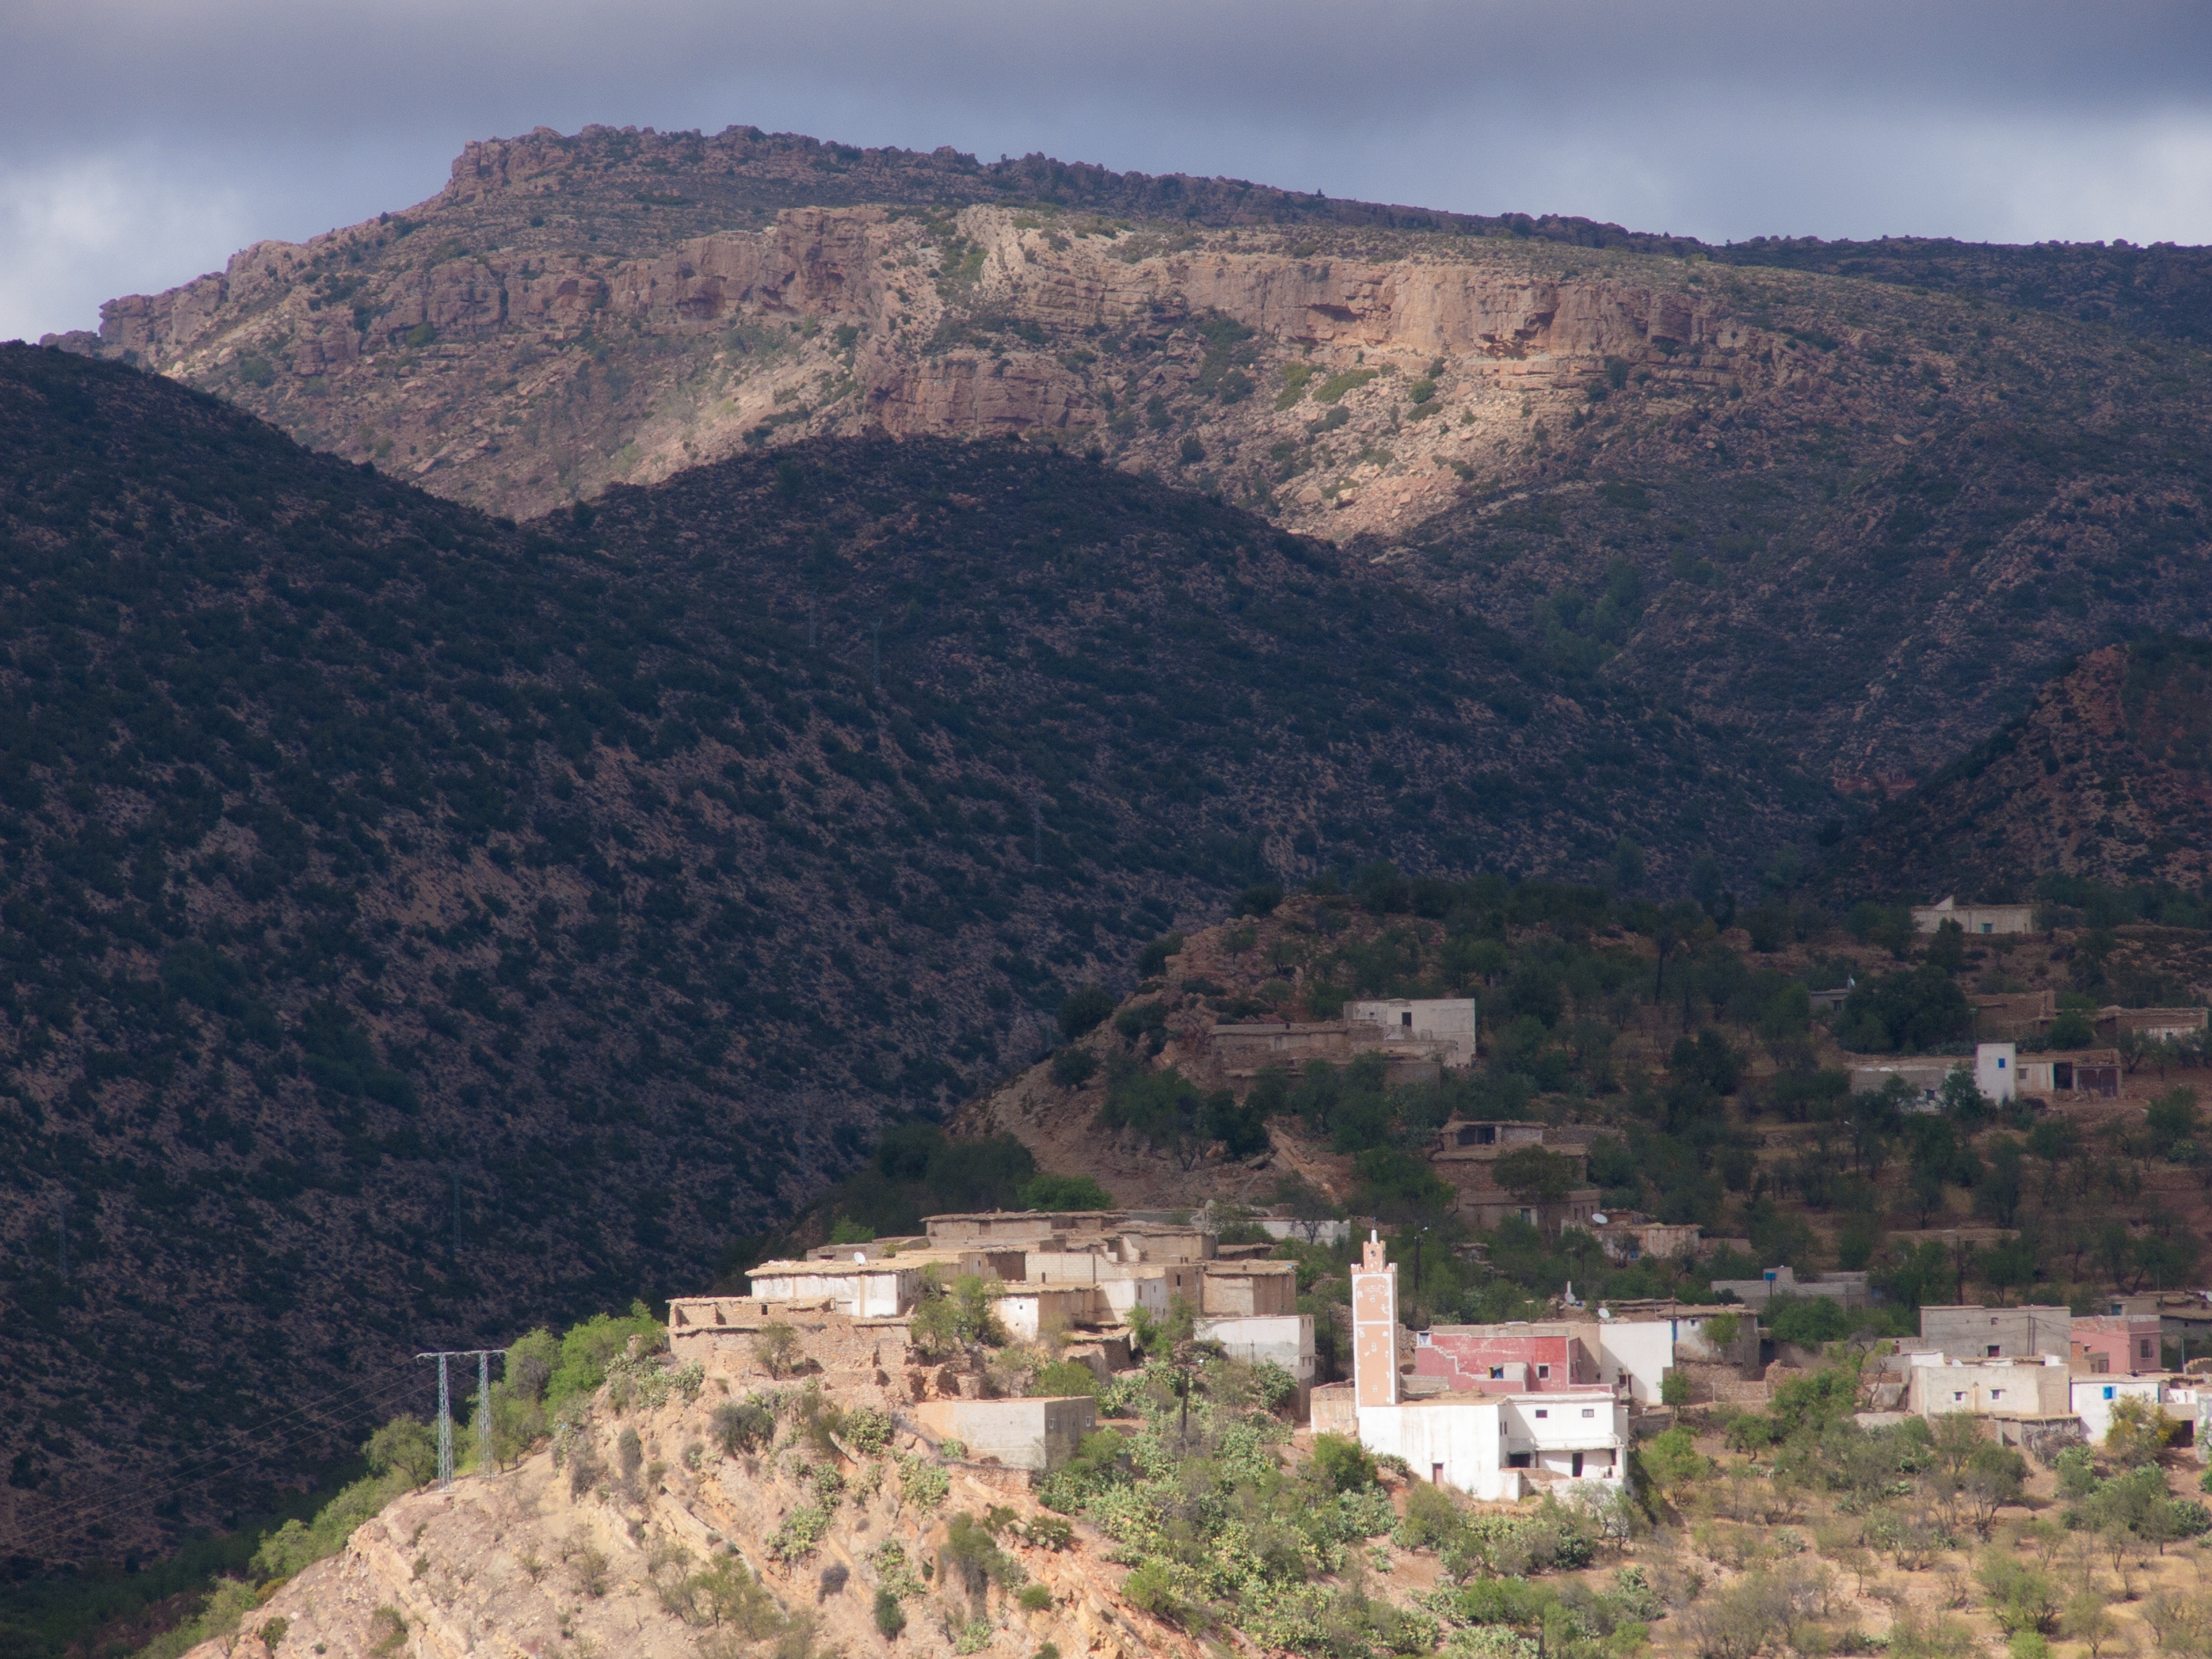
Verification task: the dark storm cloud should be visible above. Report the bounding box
[6,1,2210,338]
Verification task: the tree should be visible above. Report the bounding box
[1937,1064,1989,1128]
[2146,1086,2201,1153]
[2103,1398,2177,1469]
[1928,1411,1986,1478]
[1977,1233,2039,1304]
[752,1322,801,1379]
[1494,1145,1577,1204]
[1974,1137,2025,1228]
[2064,1590,2119,1659]
[1926,918,1967,977]
[1056,984,1116,1041]
[1048,1047,1098,1090]
[1019,1173,1113,1212]
[364,1416,438,1488]
[1977,1553,2061,1633]
[1273,1173,1343,1245]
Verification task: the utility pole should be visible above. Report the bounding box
[417,1349,505,1488]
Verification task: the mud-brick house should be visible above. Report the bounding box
[1427,1118,1601,1234]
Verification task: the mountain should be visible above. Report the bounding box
[1822,638,2212,900]
[0,342,1829,1566]
[62,124,2212,808]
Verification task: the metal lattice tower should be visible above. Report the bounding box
[418,1349,506,1488]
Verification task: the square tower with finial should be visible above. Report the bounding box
[1352,1229,1399,1408]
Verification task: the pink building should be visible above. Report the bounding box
[1411,1322,1598,1394]
[2073,1315,2162,1375]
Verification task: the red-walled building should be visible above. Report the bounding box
[2072,1314,2163,1375]
[1411,1322,1599,1393]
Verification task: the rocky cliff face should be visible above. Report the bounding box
[189,1353,1196,1659]
[77,126,2212,804]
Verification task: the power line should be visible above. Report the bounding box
[0,1365,423,1559]
[0,1368,422,1558]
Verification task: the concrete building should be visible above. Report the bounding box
[1711,1266,1872,1312]
[1330,1233,1629,1500]
[912,1397,1096,1471]
[1907,1354,2073,1421]
[1196,1313,1317,1413]
[1022,1252,1196,1322]
[1588,1318,1677,1407]
[1198,1260,1299,1317]
[923,1210,1121,1247]
[1210,1002,1475,1084]
[1347,998,1478,1069]
[993,1284,1105,1342]
[1919,1304,2073,1360]
[1591,1217,1703,1266]
[1977,1043,2017,1102]
[1912,896,2035,936]
[1411,1323,1598,1394]
[2016,1050,2122,1099]
[1427,1119,1602,1234]
[2073,1375,2167,1447]
[2073,1314,2163,1375]
[2098,1007,2208,1042]
[745,1259,926,1318]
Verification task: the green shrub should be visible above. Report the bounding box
[873,1587,906,1637]
[1057,984,1116,1041]
[1048,1048,1098,1089]
[1033,1359,1101,1397]
[547,1303,665,1408]
[1309,1433,1378,1493]
[1021,1171,1111,1210]
[1137,933,1186,975]
[1019,1584,1054,1612]
[712,1395,778,1455]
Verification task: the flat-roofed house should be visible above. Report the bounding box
[745,1258,925,1318]
[1428,1119,1601,1234]
[1912,896,2034,936]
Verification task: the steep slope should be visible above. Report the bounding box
[0,343,1826,1566]
[68,125,2212,803]
[1822,639,2212,899]
[179,1359,1205,1659]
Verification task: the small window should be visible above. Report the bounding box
[1997,1057,2007,1069]
[1402,1011,1413,1027]
[1953,1392,1965,1403]
[1537,1364,1551,1379]
[1987,1344,2001,1357]
[2103,1386,2116,1400]
[1991,1390,2004,1400]
[1581,1408,1595,1418]
[1534,1408,1548,1419]
[1489,1366,1505,1379]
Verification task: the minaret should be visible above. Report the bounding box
[1351,1229,1399,1408]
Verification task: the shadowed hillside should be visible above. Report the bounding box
[1822,639,2212,901]
[0,343,1834,1565]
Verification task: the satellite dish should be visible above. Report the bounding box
[1590,1213,1609,1226]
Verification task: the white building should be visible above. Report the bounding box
[1590,1318,1674,1406]
[2073,1375,2168,1446]
[1348,998,1478,1069]
[1334,1231,1628,1500]
[745,1258,924,1317]
[1977,1043,2017,1103]
[1912,896,2035,936]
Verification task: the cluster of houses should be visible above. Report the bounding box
[1867,1301,2212,1453]
[664,1202,2212,1502]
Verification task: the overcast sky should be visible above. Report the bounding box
[6,0,2211,341]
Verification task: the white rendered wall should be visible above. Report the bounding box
[1594,1322,1673,1405]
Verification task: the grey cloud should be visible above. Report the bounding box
[6,1,2210,338]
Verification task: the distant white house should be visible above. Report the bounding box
[1348,998,1478,1069]
[1912,896,2034,936]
